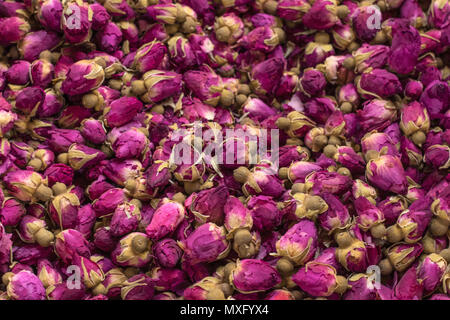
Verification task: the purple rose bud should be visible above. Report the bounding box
[231,259,281,293]
[336,235,371,273]
[242,98,277,122]
[366,154,408,194]
[224,196,252,234]
[133,41,167,74]
[95,22,122,54]
[61,59,105,96]
[121,274,154,300]
[1,198,26,226]
[80,119,106,145]
[167,35,196,71]
[352,6,378,42]
[357,68,402,99]
[304,97,337,125]
[183,66,222,106]
[37,0,63,32]
[15,87,45,116]
[400,101,430,140]
[299,69,327,98]
[0,223,12,266]
[276,219,317,265]
[18,30,60,62]
[5,60,30,85]
[418,253,447,294]
[276,0,311,22]
[303,42,335,68]
[89,3,110,31]
[103,159,142,187]
[424,145,450,169]
[420,80,449,121]
[319,193,352,233]
[110,201,141,237]
[104,96,143,128]
[62,2,92,44]
[393,266,423,300]
[361,131,399,157]
[352,44,390,73]
[54,229,91,264]
[0,17,30,45]
[153,238,183,268]
[239,26,280,53]
[377,196,408,225]
[182,222,229,264]
[37,259,63,288]
[190,185,228,225]
[46,282,86,300]
[354,196,385,233]
[67,143,107,171]
[303,0,339,30]
[250,57,284,96]
[72,254,105,289]
[428,0,450,28]
[3,170,52,203]
[141,70,182,103]
[404,80,423,100]
[387,242,423,272]
[111,232,151,268]
[343,273,379,300]
[334,146,366,173]
[37,89,64,118]
[146,160,171,189]
[30,59,54,88]
[7,271,45,300]
[92,188,127,218]
[388,22,421,75]
[247,196,282,232]
[306,170,352,196]
[13,243,52,265]
[292,262,340,297]
[237,167,285,198]
[332,24,356,51]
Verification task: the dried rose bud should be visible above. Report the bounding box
[332,24,355,51]
[378,196,408,226]
[404,80,423,101]
[247,195,282,232]
[120,274,154,300]
[361,131,399,158]
[54,229,91,264]
[424,145,450,170]
[72,254,105,289]
[387,242,423,272]
[214,12,244,44]
[5,60,30,85]
[389,206,432,243]
[276,0,311,22]
[1,198,26,226]
[15,86,45,116]
[276,219,317,269]
[290,193,328,220]
[30,59,54,88]
[150,267,189,294]
[352,5,378,42]
[234,166,284,198]
[37,0,63,32]
[183,66,223,106]
[392,266,423,300]
[239,26,281,54]
[299,68,326,98]
[46,282,86,300]
[319,193,351,233]
[153,238,183,268]
[350,44,390,73]
[18,215,54,247]
[0,17,30,45]
[3,170,53,203]
[80,119,106,145]
[111,128,148,160]
[37,259,62,288]
[111,232,152,268]
[67,143,107,171]
[103,97,143,128]
[62,2,92,44]
[399,102,430,144]
[61,59,105,96]
[428,0,450,29]
[417,253,447,294]
[343,273,384,300]
[183,276,225,300]
[103,159,143,188]
[140,70,182,103]
[292,262,346,297]
[354,196,385,237]
[95,22,122,54]
[146,198,185,240]
[305,170,352,196]
[352,179,377,203]
[357,68,402,99]
[92,188,127,218]
[224,196,253,235]
[18,30,60,62]
[190,185,228,225]
[242,98,277,122]
[250,57,284,96]
[419,80,449,121]
[230,259,281,293]
[110,201,141,237]
[181,222,229,264]
[335,232,370,272]
[7,271,45,300]
[366,154,408,195]
[132,41,167,74]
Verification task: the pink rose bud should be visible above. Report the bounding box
[276,0,311,22]
[235,166,285,198]
[352,5,378,42]
[110,127,148,160]
[366,155,408,194]
[37,0,63,32]
[338,83,359,106]
[404,80,423,100]
[276,219,317,266]
[7,270,45,300]
[224,196,253,234]
[103,96,143,128]
[214,12,244,44]
[13,243,52,265]
[15,87,45,116]
[17,215,54,247]
[361,131,399,157]
[111,232,152,267]
[18,30,60,62]
[304,97,337,125]
[67,143,107,171]
[48,129,85,154]
[89,3,110,31]
[137,197,181,238]
[305,170,352,196]
[190,185,228,225]
[392,266,423,300]
[231,259,281,293]
[387,242,423,272]
[132,41,167,74]
[92,188,127,218]
[336,233,370,272]
[239,26,280,53]
[394,206,432,243]
[399,101,430,141]
[62,2,92,44]
[44,163,74,188]
[61,59,105,96]
[48,187,80,229]
[388,22,421,75]
[5,60,30,85]
[424,145,450,169]
[319,193,352,233]
[183,66,223,106]
[357,68,402,99]
[37,259,63,288]
[30,59,54,88]
[46,282,86,300]
[377,196,408,226]
[93,227,116,253]
[80,118,106,145]
[150,267,189,294]
[299,68,326,98]
[352,44,390,73]
[354,196,385,233]
[343,273,381,300]
[181,222,230,264]
[146,160,171,189]
[121,274,154,300]
[428,0,450,28]
[110,201,141,237]
[0,17,30,45]
[417,253,447,294]
[1,198,26,226]
[304,42,335,68]
[332,24,356,51]
[95,22,122,54]
[103,159,143,187]
[3,170,53,203]
[420,80,449,121]
[303,0,340,30]
[141,70,182,103]
[54,229,91,264]
[292,262,340,297]
[242,98,277,122]
[250,57,284,96]
[72,254,105,289]
[153,238,183,268]
[247,196,282,232]
[0,223,11,267]
[167,35,196,71]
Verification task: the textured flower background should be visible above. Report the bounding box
[0,0,448,301]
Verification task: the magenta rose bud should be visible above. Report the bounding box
[110,128,148,160]
[15,87,45,116]
[388,22,421,75]
[417,253,447,295]
[319,193,352,233]
[3,170,52,203]
[387,242,423,272]
[18,30,60,62]
[299,68,327,98]
[242,98,277,122]
[132,41,167,74]
[183,66,223,106]
[352,44,390,73]
[428,0,450,28]
[121,274,154,300]
[424,145,450,170]
[92,188,127,218]
[334,146,366,173]
[377,196,408,226]
[352,5,378,42]
[357,68,402,99]
[110,201,141,237]
[399,101,430,140]
[224,196,253,234]
[247,196,282,232]
[277,0,311,22]
[61,59,105,96]
[0,17,30,45]
[305,170,352,196]
[153,238,183,268]
[214,12,244,44]
[419,80,449,121]
[231,259,281,293]
[250,57,284,96]
[238,26,280,53]
[276,219,318,266]
[93,227,116,253]
[404,80,423,100]
[181,222,229,264]
[104,96,143,128]
[54,229,91,264]
[72,254,105,289]
[5,60,30,85]
[30,59,54,88]
[190,185,229,225]
[67,143,107,171]
[111,232,152,268]
[62,2,92,44]
[95,22,122,54]
[80,119,106,145]
[89,3,110,31]
[236,167,285,198]
[366,155,408,194]
[303,0,339,30]
[37,0,63,32]
[103,159,143,187]
[7,271,45,300]
[141,70,182,103]
[292,262,340,297]
[1,197,26,226]
[37,89,64,118]
[37,259,63,288]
